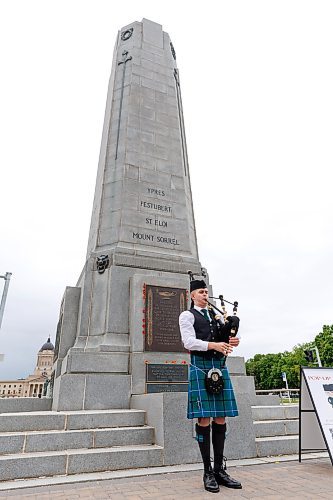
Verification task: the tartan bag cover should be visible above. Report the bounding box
[187,354,239,419]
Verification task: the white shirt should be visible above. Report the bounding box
[179,305,217,352]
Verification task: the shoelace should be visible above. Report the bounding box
[210,455,228,470]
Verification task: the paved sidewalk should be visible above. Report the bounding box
[0,458,332,499]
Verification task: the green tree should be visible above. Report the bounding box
[245,333,330,390]
[279,343,313,387]
[246,352,283,390]
[314,325,333,366]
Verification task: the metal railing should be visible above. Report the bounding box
[256,388,300,404]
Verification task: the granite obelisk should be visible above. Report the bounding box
[52,19,204,411]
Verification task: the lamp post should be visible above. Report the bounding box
[0,272,12,361]
[314,346,322,367]
[304,347,322,367]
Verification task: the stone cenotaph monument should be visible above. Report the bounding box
[52,19,257,463]
[52,18,203,411]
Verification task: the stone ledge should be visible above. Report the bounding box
[0,453,67,482]
[67,444,163,474]
[0,398,52,414]
[65,409,146,430]
[254,419,299,438]
[63,352,130,374]
[0,444,163,482]
[0,413,66,433]
[256,435,299,457]
[0,409,147,433]
[0,425,155,453]
[252,405,299,421]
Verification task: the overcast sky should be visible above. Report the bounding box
[1,1,333,380]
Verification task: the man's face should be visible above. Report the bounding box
[191,288,209,308]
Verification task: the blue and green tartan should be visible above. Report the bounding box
[187,354,238,419]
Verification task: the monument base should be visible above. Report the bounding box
[52,264,194,411]
[131,357,258,463]
[52,373,131,411]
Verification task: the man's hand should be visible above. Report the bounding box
[229,337,240,347]
[208,342,233,355]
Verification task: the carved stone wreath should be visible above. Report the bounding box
[121,28,133,41]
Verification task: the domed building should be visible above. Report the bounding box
[0,337,54,398]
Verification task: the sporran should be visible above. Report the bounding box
[205,367,224,395]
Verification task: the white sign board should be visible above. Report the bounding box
[300,367,333,465]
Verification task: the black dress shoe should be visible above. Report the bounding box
[203,470,220,493]
[214,468,242,489]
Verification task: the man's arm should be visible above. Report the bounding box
[179,311,233,354]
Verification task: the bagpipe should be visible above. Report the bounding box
[207,296,240,338]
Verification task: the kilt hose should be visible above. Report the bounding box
[187,354,238,419]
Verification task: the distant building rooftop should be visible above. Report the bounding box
[39,337,54,352]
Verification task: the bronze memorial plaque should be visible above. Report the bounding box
[146,364,188,393]
[144,285,187,352]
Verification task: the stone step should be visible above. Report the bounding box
[254,395,281,406]
[254,419,299,438]
[255,435,298,457]
[0,409,146,433]
[252,404,298,421]
[0,444,164,482]
[0,397,52,413]
[0,426,154,454]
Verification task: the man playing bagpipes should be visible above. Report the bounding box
[179,279,242,493]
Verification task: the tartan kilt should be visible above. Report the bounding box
[187,354,238,419]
